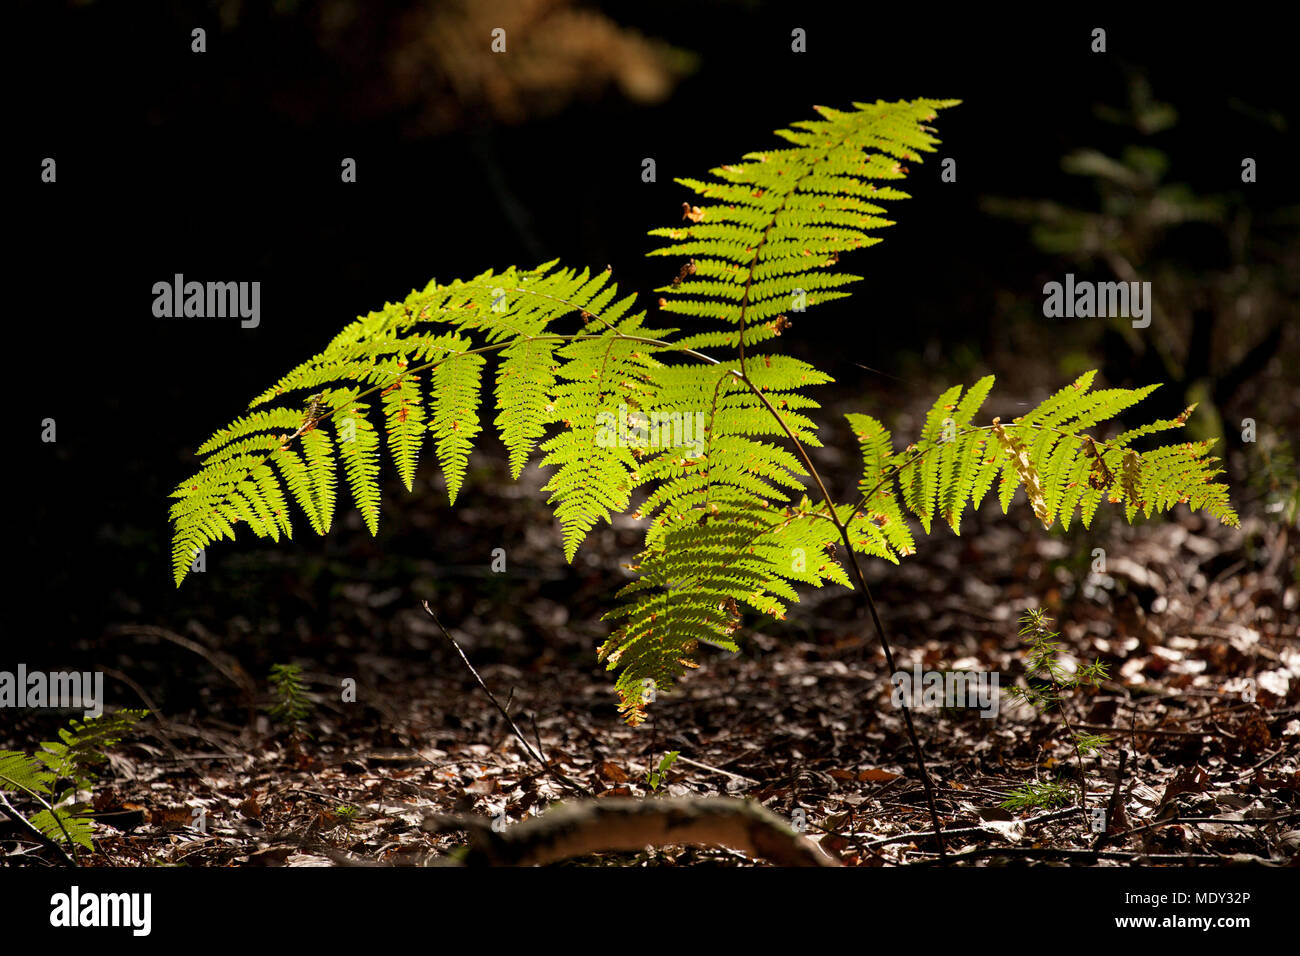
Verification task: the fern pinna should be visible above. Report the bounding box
[169,99,1236,724]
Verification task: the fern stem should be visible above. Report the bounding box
[735,371,949,860]
[0,776,82,864]
[0,788,77,865]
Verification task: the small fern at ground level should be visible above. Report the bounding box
[0,710,146,855]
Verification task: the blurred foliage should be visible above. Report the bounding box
[201,0,696,135]
[1247,433,1300,529]
[983,74,1297,440]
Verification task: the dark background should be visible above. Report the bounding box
[9,2,1297,662]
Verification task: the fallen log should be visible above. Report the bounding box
[421,796,839,867]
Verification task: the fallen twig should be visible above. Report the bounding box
[674,754,760,785]
[1093,747,1129,850]
[907,846,1249,865]
[422,601,592,799]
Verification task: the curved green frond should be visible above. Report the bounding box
[1,711,146,853]
[845,373,1238,550]
[650,98,959,350]
[540,312,668,560]
[600,496,848,724]
[169,264,657,584]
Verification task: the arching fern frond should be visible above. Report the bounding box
[169,264,663,584]
[844,372,1238,564]
[0,710,147,854]
[649,98,959,351]
[598,347,845,723]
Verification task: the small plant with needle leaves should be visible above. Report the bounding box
[327,803,361,829]
[267,663,313,728]
[1001,609,1111,813]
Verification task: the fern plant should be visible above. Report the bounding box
[0,709,146,860]
[169,97,1236,731]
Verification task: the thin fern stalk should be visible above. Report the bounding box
[736,370,948,859]
[0,789,76,865]
[0,774,81,864]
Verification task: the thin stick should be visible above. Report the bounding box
[528,714,547,766]
[673,755,759,785]
[1106,811,1300,844]
[857,806,1081,850]
[1092,748,1129,850]
[908,846,1233,865]
[108,624,255,694]
[422,601,592,799]
[100,666,181,757]
[1236,747,1285,779]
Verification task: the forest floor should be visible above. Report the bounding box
[5,383,1299,867]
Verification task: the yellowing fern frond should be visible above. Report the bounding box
[845,372,1237,558]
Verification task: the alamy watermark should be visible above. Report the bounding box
[890,663,999,717]
[1,664,103,718]
[596,404,706,458]
[49,886,151,936]
[152,274,260,328]
[1042,273,1151,329]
